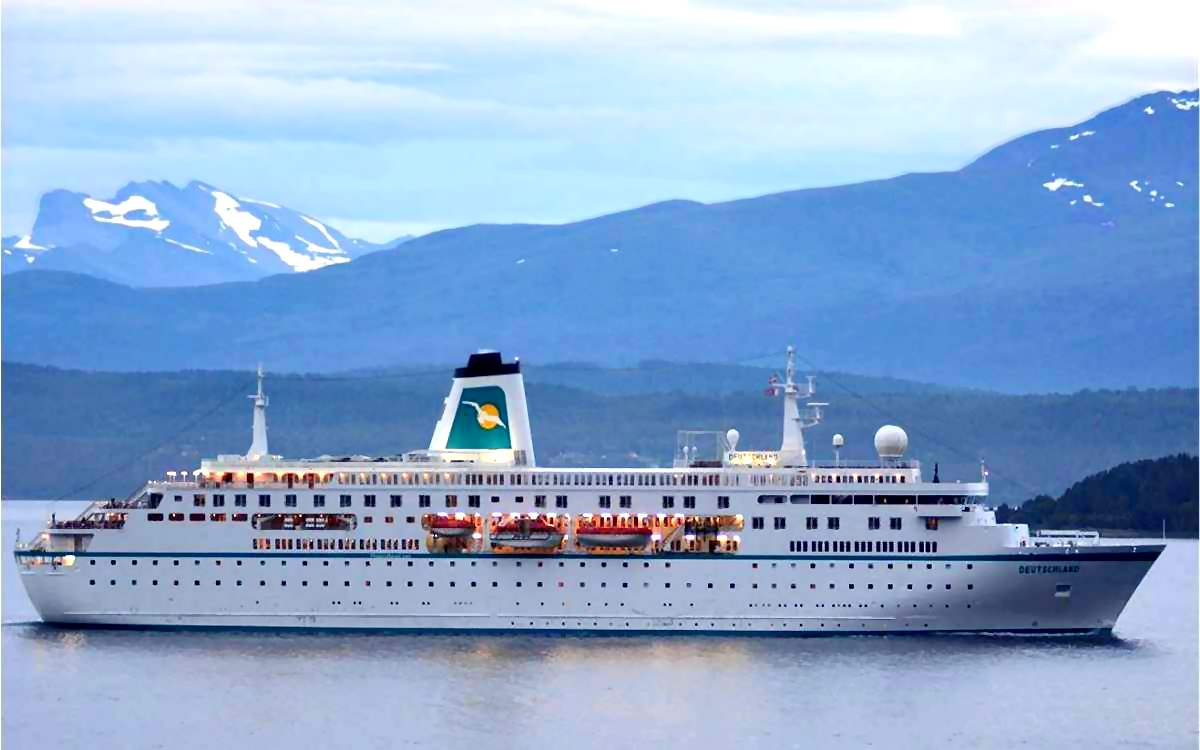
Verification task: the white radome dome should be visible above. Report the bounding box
[726,429,740,452]
[874,425,908,458]
[832,433,845,448]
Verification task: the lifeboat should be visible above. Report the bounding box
[576,524,653,548]
[490,517,564,549]
[428,516,475,538]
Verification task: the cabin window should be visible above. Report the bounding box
[890,518,903,530]
[390,495,402,507]
[598,495,611,509]
[925,518,939,531]
[827,517,840,530]
[620,496,632,508]
[444,495,457,508]
[534,495,546,508]
[717,495,730,509]
[314,495,326,508]
[555,495,568,508]
[806,517,818,530]
[340,495,352,508]
[419,495,431,508]
[774,517,786,530]
[285,494,297,507]
[258,494,271,508]
[235,494,247,507]
[365,495,377,508]
[751,516,764,530]
[468,495,480,508]
[868,517,880,530]
[193,494,206,507]
[189,513,205,522]
[662,496,675,509]
[213,494,225,508]
[148,513,164,521]
[683,496,696,509]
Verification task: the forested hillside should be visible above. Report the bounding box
[2,362,1195,504]
[996,454,1198,535]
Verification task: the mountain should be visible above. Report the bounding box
[995,454,1199,535]
[2,90,1196,391]
[1,180,405,285]
[2,362,1195,503]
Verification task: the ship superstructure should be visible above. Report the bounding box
[15,349,1162,634]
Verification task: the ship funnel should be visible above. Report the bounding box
[428,351,536,466]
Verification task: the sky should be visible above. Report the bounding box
[2,0,1196,241]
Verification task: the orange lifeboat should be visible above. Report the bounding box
[428,515,475,538]
[490,517,564,549]
[576,522,653,548]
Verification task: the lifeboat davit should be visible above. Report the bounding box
[429,516,475,538]
[490,518,564,549]
[576,524,654,548]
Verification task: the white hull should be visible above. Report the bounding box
[19,547,1159,634]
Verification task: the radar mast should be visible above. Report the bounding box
[246,364,269,461]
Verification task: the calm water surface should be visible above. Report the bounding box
[3,500,1196,749]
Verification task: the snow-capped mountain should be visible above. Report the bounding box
[1,180,402,286]
[4,90,1196,392]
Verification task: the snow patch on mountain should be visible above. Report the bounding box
[14,235,46,251]
[1068,130,1096,141]
[1043,177,1084,191]
[301,216,340,249]
[164,238,211,254]
[211,191,261,247]
[83,196,169,232]
[1170,97,1198,111]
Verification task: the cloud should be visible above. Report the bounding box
[2,0,1196,234]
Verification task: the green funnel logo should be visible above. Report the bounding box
[447,386,511,449]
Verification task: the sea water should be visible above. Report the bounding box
[2,500,1196,749]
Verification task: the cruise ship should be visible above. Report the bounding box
[15,349,1163,635]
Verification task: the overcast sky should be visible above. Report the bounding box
[2,0,1196,240]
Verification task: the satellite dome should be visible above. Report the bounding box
[874,425,908,458]
[832,433,845,449]
[726,429,740,452]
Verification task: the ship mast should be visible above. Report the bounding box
[768,346,823,468]
[246,364,269,461]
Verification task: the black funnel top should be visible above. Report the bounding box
[455,351,521,378]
